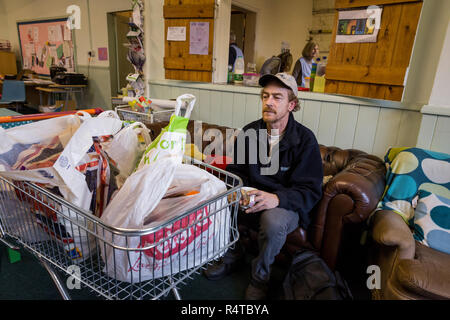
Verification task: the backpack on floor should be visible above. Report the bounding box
[283,249,353,300]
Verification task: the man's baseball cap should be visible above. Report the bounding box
[259,72,298,97]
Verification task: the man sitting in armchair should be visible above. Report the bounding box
[203,73,323,300]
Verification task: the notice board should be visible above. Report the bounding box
[17,18,76,76]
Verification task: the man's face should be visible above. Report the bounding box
[261,83,295,125]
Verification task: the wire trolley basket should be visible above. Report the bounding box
[115,105,174,126]
[0,114,242,300]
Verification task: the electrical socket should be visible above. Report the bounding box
[88,51,96,58]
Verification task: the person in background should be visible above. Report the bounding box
[203,73,323,300]
[260,42,293,76]
[292,40,319,87]
[229,30,244,72]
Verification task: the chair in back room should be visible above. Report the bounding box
[0,80,26,113]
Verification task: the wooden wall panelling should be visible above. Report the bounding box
[335,0,419,8]
[325,0,423,101]
[391,2,422,69]
[164,0,215,82]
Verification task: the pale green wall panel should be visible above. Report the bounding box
[302,100,322,135]
[317,102,340,147]
[416,114,437,150]
[430,116,450,154]
[78,66,111,110]
[395,110,423,148]
[232,93,247,129]
[334,104,358,150]
[353,105,380,154]
[372,108,403,158]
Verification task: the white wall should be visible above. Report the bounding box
[402,0,450,106]
[145,0,164,84]
[428,21,450,108]
[0,1,9,40]
[0,0,133,109]
[1,0,132,68]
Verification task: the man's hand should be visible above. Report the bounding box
[244,190,279,214]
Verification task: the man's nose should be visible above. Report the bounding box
[266,95,275,104]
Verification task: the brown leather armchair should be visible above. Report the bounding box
[145,121,386,271]
[369,210,450,300]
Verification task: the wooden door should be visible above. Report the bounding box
[164,0,215,82]
[325,0,423,101]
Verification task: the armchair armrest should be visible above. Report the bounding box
[310,149,386,269]
[371,210,415,260]
[325,155,386,223]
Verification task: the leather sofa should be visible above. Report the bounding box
[145,120,386,271]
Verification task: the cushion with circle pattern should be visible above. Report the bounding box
[413,190,450,254]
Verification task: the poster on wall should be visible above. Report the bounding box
[189,22,209,55]
[335,6,383,43]
[17,18,76,76]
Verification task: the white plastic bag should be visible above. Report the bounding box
[99,162,230,282]
[101,122,151,188]
[0,111,123,262]
[136,94,196,169]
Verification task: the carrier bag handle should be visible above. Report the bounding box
[97,110,121,119]
[174,94,196,119]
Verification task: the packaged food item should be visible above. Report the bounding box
[240,187,257,209]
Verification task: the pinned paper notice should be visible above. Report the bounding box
[64,26,72,41]
[189,22,209,55]
[167,27,186,41]
[33,27,39,43]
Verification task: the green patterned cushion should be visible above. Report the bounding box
[414,190,450,254]
[377,147,450,227]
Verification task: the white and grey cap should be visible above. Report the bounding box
[259,72,298,97]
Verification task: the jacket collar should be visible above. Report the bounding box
[258,113,299,151]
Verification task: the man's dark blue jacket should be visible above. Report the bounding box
[226,112,323,230]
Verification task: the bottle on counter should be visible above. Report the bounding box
[234,56,245,85]
[310,60,318,91]
[227,64,233,84]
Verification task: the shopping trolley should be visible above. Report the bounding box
[115,105,174,127]
[0,112,242,300]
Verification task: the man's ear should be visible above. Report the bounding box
[288,100,296,112]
